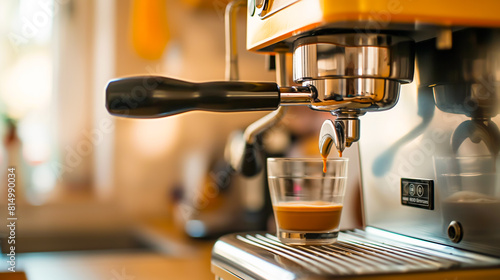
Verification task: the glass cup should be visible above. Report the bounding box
[267,157,349,245]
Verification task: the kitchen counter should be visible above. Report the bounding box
[1,219,216,280]
[16,249,215,280]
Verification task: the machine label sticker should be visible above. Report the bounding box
[401,178,434,210]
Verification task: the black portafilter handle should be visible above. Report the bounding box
[106,76,281,118]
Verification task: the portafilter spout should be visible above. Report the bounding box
[319,119,345,158]
[319,113,361,158]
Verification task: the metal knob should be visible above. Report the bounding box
[255,0,269,16]
[447,221,463,243]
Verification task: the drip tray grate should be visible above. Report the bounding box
[212,228,500,279]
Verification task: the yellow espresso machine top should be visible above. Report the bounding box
[247,0,500,51]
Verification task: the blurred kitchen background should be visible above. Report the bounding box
[0,0,361,278]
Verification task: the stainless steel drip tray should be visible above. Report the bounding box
[211,227,500,280]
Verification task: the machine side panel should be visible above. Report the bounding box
[359,70,500,257]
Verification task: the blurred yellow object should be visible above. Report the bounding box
[131,0,170,60]
[181,0,230,10]
[182,0,202,8]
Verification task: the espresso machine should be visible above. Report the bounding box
[106,0,500,278]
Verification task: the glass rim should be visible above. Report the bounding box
[267,157,348,163]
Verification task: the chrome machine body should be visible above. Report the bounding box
[361,28,500,256]
[104,0,500,278]
[213,0,500,279]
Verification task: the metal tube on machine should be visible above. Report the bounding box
[279,86,313,106]
[224,0,246,81]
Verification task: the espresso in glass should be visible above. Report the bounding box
[274,201,343,231]
[268,158,348,245]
